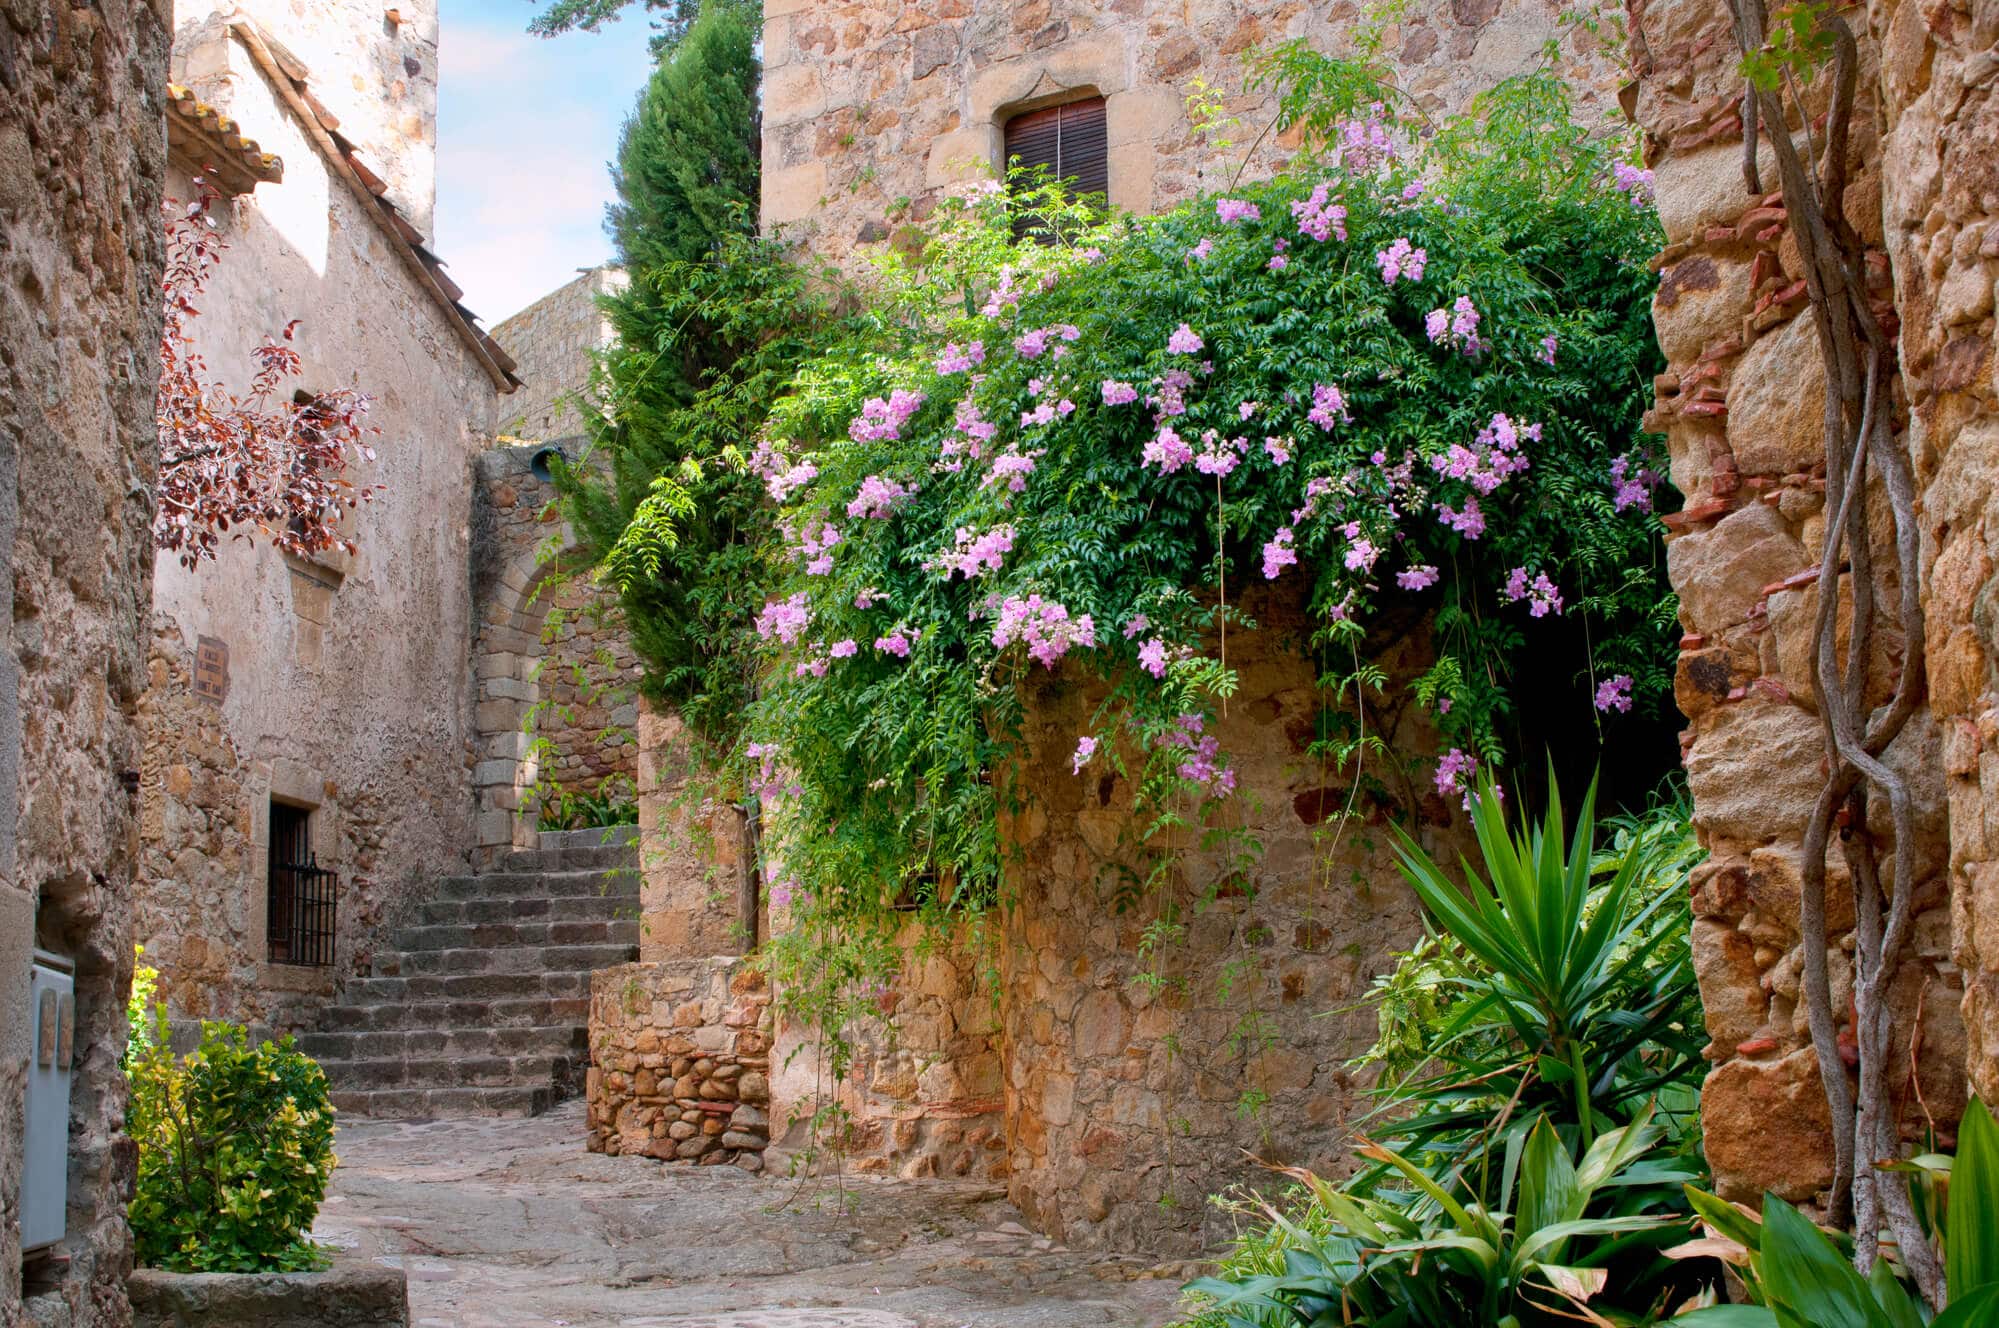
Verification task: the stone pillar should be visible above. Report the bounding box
[635,699,746,959]
[1628,0,1965,1203]
[0,0,170,1320]
[1862,0,1999,1104]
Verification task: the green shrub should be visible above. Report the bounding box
[1182,783,1713,1326]
[127,1018,337,1273]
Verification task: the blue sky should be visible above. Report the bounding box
[434,0,656,324]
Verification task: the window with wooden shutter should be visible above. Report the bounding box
[1003,96,1108,238]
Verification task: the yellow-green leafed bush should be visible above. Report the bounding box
[127,1016,337,1272]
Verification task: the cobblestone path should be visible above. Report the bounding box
[314,1104,1190,1328]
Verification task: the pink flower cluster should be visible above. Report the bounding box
[1101,379,1140,406]
[1014,324,1081,360]
[1263,436,1293,465]
[1334,107,1397,176]
[1269,237,1291,272]
[1503,566,1564,617]
[1436,496,1486,539]
[1307,382,1350,431]
[1432,413,1536,496]
[795,521,841,575]
[980,267,1024,318]
[1187,237,1213,263]
[1167,323,1204,355]
[755,591,811,644]
[1612,162,1655,206]
[1162,713,1235,796]
[1262,526,1298,579]
[990,594,1096,668]
[1375,237,1427,284]
[1143,426,1195,474]
[1136,638,1168,677]
[1396,564,1440,591]
[984,448,1042,494]
[930,523,1015,579]
[1435,746,1479,808]
[875,628,915,658]
[1538,334,1559,366]
[1340,521,1380,573]
[1595,674,1634,713]
[1609,455,1658,513]
[1215,198,1262,224]
[746,742,799,805]
[1292,182,1348,243]
[1149,368,1195,419]
[847,474,913,519]
[1194,431,1247,477]
[1071,735,1098,774]
[935,341,985,374]
[1425,296,1483,354]
[753,441,820,503]
[938,395,997,473]
[849,388,926,442]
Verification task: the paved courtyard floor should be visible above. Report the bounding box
[313,1104,1191,1328]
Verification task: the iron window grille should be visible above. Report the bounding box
[267,802,337,967]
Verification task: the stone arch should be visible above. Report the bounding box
[471,444,638,860]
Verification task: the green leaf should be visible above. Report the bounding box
[1948,1097,1999,1296]
[1758,1194,1893,1328]
[1673,1310,1782,1328]
[1931,1283,1999,1328]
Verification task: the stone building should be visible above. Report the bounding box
[760,0,1625,263]
[580,0,1640,1253]
[134,0,522,1030]
[1629,0,1998,1206]
[490,265,629,446]
[0,1,168,1324]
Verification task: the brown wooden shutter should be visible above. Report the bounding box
[1004,96,1109,206]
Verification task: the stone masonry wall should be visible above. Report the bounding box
[994,587,1460,1252]
[586,957,774,1170]
[487,265,628,445]
[761,0,1625,271]
[0,0,169,1324]
[1628,0,1981,1204]
[765,919,1010,1184]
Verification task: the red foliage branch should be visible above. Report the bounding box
[154,183,381,570]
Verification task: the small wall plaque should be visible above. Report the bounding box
[194,635,229,704]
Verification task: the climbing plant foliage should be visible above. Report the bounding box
[731,73,1671,981]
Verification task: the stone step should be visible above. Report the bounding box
[318,995,592,1032]
[342,971,595,1004]
[495,844,638,874]
[536,826,638,853]
[319,1051,577,1091]
[416,894,638,927]
[300,1024,586,1062]
[377,941,635,978]
[435,868,642,901]
[330,1085,555,1119]
[389,918,639,953]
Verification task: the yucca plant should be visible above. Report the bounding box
[1189,1105,1703,1326]
[1672,1097,1999,1326]
[1375,770,1703,1195]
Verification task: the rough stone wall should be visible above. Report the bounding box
[1628,0,1977,1204]
[487,266,628,445]
[994,588,1455,1251]
[470,446,640,857]
[135,16,500,1026]
[761,0,1625,269]
[1862,0,1999,1110]
[586,957,774,1170]
[0,1,169,1323]
[173,0,440,236]
[765,919,1009,1183]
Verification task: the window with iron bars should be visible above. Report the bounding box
[267,800,336,967]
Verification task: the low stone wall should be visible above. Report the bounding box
[586,958,773,1169]
[128,1255,409,1328]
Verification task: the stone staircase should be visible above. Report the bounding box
[303,828,640,1118]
